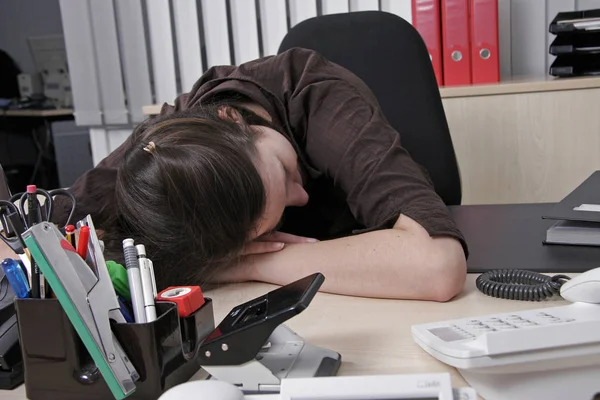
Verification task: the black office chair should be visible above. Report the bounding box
[278,11,462,205]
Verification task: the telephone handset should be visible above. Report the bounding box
[412,266,600,400]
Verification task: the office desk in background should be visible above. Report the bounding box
[0,274,571,400]
[0,109,74,190]
[0,108,92,191]
[0,109,74,118]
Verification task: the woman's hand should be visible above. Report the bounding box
[207,232,318,284]
[242,231,317,255]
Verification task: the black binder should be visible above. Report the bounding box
[450,203,600,274]
[542,170,600,223]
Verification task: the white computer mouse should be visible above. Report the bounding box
[158,380,244,400]
[560,267,600,304]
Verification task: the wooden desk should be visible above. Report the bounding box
[0,274,570,399]
[202,274,570,386]
[0,109,73,118]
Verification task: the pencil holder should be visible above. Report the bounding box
[14,297,214,400]
[0,277,24,390]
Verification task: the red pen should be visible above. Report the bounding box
[77,226,90,260]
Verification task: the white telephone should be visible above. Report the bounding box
[411,267,600,400]
[158,373,478,400]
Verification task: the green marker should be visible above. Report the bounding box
[106,261,131,301]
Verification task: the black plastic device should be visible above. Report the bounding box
[199,272,324,366]
[0,269,23,389]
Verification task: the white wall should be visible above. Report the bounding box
[0,0,64,73]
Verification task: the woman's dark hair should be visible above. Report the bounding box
[106,102,271,290]
[0,50,21,99]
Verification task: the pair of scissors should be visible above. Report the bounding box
[1,187,77,254]
[8,187,76,230]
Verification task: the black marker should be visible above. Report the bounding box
[26,185,41,298]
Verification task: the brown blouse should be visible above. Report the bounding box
[52,48,467,256]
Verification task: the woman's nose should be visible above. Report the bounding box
[287,183,309,207]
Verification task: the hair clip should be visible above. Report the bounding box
[143,141,156,154]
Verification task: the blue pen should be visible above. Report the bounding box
[117,295,134,323]
[2,258,30,298]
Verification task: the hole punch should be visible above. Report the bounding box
[199,273,341,394]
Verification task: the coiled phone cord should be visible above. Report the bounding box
[476,269,571,301]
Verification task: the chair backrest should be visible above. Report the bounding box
[278,11,461,205]
[0,163,10,201]
[0,163,13,236]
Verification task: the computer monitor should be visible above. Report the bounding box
[26,35,71,107]
[27,35,68,74]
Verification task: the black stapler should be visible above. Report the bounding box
[199,273,341,393]
[0,268,23,389]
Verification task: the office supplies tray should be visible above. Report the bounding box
[0,272,23,390]
[550,53,600,77]
[15,298,214,400]
[550,32,600,55]
[550,9,600,34]
[17,218,216,399]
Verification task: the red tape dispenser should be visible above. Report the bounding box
[157,286,205,317]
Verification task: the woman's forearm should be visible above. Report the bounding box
[245,217,467,301]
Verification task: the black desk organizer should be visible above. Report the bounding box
[0,272,23,390]
[549,9,600,77]
[14,298,215,400]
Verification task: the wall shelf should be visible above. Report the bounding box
[439,75,600,98]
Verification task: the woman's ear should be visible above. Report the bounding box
[217,106,243,124]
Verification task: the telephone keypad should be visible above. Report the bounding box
[432,311,578,341]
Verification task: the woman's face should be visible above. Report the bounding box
[252,125,309,237]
